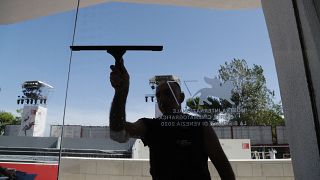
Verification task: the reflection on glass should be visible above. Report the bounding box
[0,3,77,179]
[0,1,290,180]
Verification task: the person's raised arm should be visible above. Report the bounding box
[203,126,235,180]
[108,50,145,143]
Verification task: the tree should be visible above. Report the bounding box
[218,59,284,126]
[187,59,284,126]
[0,111,21,135]
[186,97,222,123]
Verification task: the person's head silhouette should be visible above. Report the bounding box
[155,82,185,115]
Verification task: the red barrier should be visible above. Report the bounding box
[0,162,58,180]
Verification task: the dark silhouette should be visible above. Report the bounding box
[108,51,235,180]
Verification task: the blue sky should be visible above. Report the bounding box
[0,2,280,135]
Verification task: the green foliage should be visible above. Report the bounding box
[218,59,284,126]
[187,58,284,126]
[219,59,271,109]
[186,97,222,122]
[0,111,21,135]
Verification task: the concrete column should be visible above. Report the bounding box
[261,0,320,179]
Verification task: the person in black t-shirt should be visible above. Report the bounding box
[108,52,235,180]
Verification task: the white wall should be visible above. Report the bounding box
[132,139,149,159]
[59,158,294,180]
[132,139,251,160]
[220,139,251,159]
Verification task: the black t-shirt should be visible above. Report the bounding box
[141,114,211,180]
